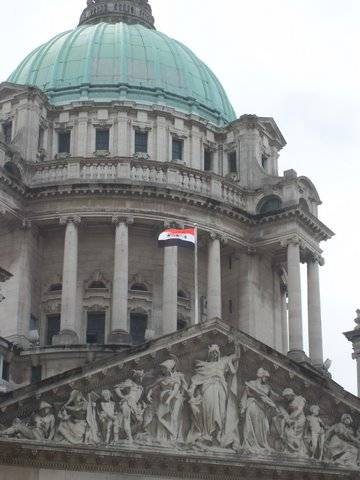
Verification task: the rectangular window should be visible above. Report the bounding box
[30,315,39,331]
[2,122,12,144]
[38,127,45,150]
[229,299,233,314]
[31,366,42,384]
[135,131,148,153]
[86,312,105,344]
[47,314,60,345]
[172,138,183,161]
[2,361,10,382]
[58,131,71,154]
[228,151,237,173]
[204,149,212,171]
[95,128,110,151]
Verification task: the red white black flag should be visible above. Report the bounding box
[158,228,197,249]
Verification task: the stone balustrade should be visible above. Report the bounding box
[26,158,247,209]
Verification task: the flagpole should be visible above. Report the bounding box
[194,224,199,325]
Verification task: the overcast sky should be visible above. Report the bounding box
[1,0,359,394]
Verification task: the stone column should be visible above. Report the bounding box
[16,221,33,337]
[55,216,81,345]
[287,239,305,360]
[307,257,324,366]
[280,286,289,355]
[162,246,178,335]
[109,217,133,343]
[344,311,360,397]
[207,234,222,320]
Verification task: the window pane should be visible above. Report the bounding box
[177,318,187,330]
[96,129,109,151]
[135,131,148,153]
[47,314,60,345]
[38,127,45,150]
[172,139,183,161]
[31,366,42,384]
[3,122,12,144]
[30,315,39,331]
[58,132,71,154]
[204,149,212,171]
[259,197,282,214]
[228,151,237,173]
[130,313,147,345]
[2,361,10,381]
[87,312,105,344]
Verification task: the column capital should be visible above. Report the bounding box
[281,235,301,248]
[163,220,182,229]
[306,252,325,266]
[209,231,227,243]
[247,246,257,256]
[59,215,81,226]
[112,215,134,226]
[20,219,32,231]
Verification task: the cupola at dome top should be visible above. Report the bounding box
[79,0,155,29]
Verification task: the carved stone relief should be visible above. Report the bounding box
[0,341,360,470]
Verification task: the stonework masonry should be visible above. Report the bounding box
[0,1,354,479]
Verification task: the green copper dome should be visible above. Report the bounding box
[8,22,236,126]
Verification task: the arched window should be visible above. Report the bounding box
[130,283,148,292]
[89,281,107,289]
[177,290,188,299]
[258,196,282,214]
[4,162,21,180]
[49,283,62,292]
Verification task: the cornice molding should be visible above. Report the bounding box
[0,440,352,479]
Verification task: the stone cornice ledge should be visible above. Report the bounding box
[0,439,356,479]
[256,206,334,241]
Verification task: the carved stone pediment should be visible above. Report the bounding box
[0,319,360,478]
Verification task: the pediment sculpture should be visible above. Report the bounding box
[0,320,360,474]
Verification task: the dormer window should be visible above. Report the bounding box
[58,131,71,154]
[228,151,237,173]
[96,128,110,151]
[204,149,212,171]
[172,138,183,161]
[258,196,282,214]
[135,131,148,154]
[2,122,12,144]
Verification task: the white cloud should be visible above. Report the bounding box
[0,0,359,394]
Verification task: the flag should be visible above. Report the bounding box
[158,227,196,249]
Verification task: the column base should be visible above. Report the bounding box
[52,329,79,346]
[107,330,130,344]
[287,349,309,363]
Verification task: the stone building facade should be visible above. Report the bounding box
[0,1,358,479]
